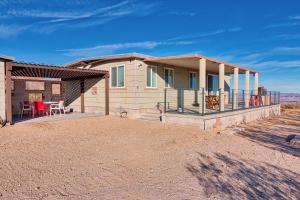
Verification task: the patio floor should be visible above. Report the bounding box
[13,112,104,124]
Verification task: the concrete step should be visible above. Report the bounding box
[138,116,161,122]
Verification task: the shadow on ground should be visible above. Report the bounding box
[237,110,300,157]
[186,152,300,200]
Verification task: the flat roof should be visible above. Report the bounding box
[65,53,258,74]
[0,55,15,61]
[9,62,108,81]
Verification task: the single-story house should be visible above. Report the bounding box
[0,53,280,128]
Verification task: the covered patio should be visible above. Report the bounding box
[4,61,109,124]
[145,55,280,115]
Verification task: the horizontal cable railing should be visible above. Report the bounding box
[164,88,280,115]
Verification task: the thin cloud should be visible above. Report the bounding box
[168,27,242,41]
[168,11,196,17]
[265,21,300,28]
[271,47,300,55]
[60,40,194,57]
[288,15,300,20]
[0,24,30,38]
[0,0,161,37]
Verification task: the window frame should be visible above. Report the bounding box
[164,67,174,88]
[145,65,157,88]
[110,65,126,88]
[188,71,197,89]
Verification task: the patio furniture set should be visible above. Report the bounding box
[20,100,66,119]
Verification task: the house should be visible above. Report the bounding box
[0,53,280,129]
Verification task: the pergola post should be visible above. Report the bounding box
[5,62,12,124]
[254,72,259,95]
[245,70,250,108]
[219,63,225,111]
[198,58,206,114]
[105,73,109,115]
[80,79,85,113]
[233,67,239,109]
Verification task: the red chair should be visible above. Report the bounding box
[33,101,45,118]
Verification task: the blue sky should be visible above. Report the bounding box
[0,0,300,92]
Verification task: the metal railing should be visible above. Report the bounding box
[163,88,280,115]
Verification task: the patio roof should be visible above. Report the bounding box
[9,61,108,81]
[144,54,258,74]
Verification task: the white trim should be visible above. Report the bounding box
[110,65,126,88]
[164,67,174,88]
[145,65,157,88]
[188,71,197,89]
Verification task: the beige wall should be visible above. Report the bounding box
[72,59,232,117]
[0,61,5,120]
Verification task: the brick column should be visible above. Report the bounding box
[198,58,206,114]
[219,63,225,111]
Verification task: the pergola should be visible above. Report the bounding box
[5,61,109,124]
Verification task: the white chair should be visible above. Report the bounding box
[20,101,31,119]
[50,100,65,116]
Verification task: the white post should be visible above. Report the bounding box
[233,67,239,109]
[199,58,206,114]
[254,72,259,95]
[245,70,250,108]
[219,63,225,111]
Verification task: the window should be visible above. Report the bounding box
[52,84,61,95]
[189,72,197,89]
[111,65,125,88]
[146,66,157,88]
[26,81,45,90]
[164,68,174,88]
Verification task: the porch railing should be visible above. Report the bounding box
[163,88,280,115]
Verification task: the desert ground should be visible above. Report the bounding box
[0,110,299,200]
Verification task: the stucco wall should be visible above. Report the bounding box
[163,104,281,131]
[0,61,5,120]
[75,59,232,117]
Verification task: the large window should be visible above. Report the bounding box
[111,65,125,88]
[189,72,197,89]
[164,68,174,88]
[146,66,157,88]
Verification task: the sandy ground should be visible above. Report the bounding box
[0,110,299,200]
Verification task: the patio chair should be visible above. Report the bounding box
[34,101,45,117]
[50,100,65,116]
[20,101,31,119]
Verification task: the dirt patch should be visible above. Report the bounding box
[0,111,299,199]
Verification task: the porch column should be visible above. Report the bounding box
[80,79,85,113]
[254,72,259,95]
[5,62,12,124]
[105,73,109,115]
[219,63,225,111]
[198,58,206,114]
[233,67,239,109]
[245,70,250,108]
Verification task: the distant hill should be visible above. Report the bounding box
[280,93,300,105]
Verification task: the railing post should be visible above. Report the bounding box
[242,90,245,109]
[182,89,184,113]
[232,89,235,110]
[269,91,272,105]
[278,92,281,104]
[164,88,167,113]
[202,88,205,115]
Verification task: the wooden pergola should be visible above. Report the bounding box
[5,61,109,124]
